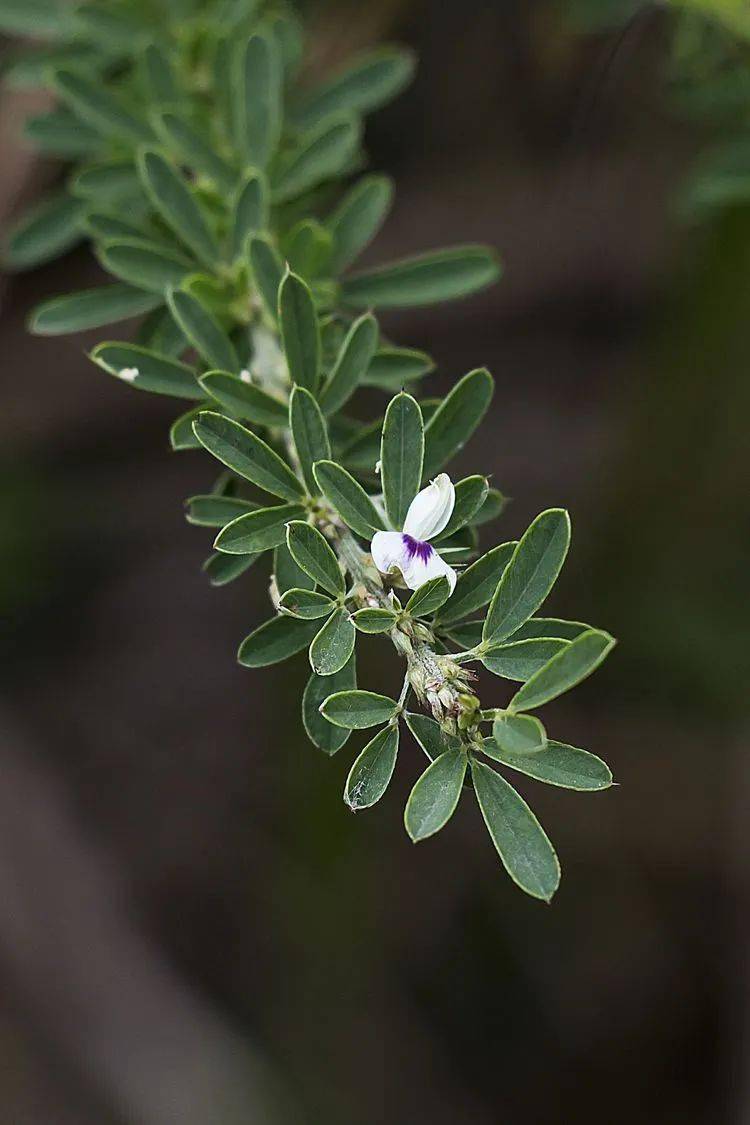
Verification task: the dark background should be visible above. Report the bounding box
[1,2,748,1122]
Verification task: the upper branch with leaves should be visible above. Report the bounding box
[3,0,616,901]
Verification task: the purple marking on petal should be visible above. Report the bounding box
[402,534,433,563]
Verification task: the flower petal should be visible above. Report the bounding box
[371,531,408,577]
[402,473,455,540]
[401,544,457,593]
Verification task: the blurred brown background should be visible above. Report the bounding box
[1,1,748,1122]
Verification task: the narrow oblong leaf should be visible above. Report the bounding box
[472,487,508,526]
[167,288,239,372]
[186,494,256,527]
[199,371,288,427]
[435,542,517,627]
[25,108,100,157]
[248,234,284,321]
[303,653,356,755]
[319,313,379,415]
[231,173,269,260]
[471,759,561,901]
[404,748,467,842]
[138,150,219,268]
[284,219,332,278]
[275,541,315,594]
[193,412,305,501]
[345,725,399,811]
[5,193,83,270]
[309,608,356,676]
[509,629,616,712]
[293,47,416,130]
[434,476,489,541]
[215,503,305,554]
[350,607,397,633]
[203,551,257,586]
[321,690,399,729]
[289,386,330,493]
[286,521,344,596]
[404,712,462,762]
[327,174,394,273]
[483,510,571,645]
[155,112,236,193]
[170,406,205,451]
[343,245,501,309]
[238,615,319,667]
[492,713,547,756]
[279,588,335,619]
[362,347,434,389]
[506,617,591,642]
[313,460,385,538]
[29,284,160,335]
[279,272,321,393]
[422,368,494,478]
[53,68,153,143]
[404,576,451,618]
[273,114,361,203]
[97,239,193,294]
[381,392,424,530]
[239,32,282,167]
[482,638,570,682]
[481,739,613,791]
[91,342,202,399]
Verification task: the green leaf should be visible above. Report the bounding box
[138,150,219,269]
[5,193,83,270]
[404,748,467,842]
[471,759,560,901]
[248,234,284,322]
[73,3,147,48]
[350,607,397,633]
[362,347,433,389]
[97,239,193,294]
[90,342,201,399]
[472,487,508,526]
[170,406,205,451]
[442,620,484,649]
[422,368,494,478]
[405,576,451,618]
[231,173,269,260]
[319,313,379,415]
[320,690,399,729]
[289,386,330,493]
[327,174,394,273]
[238,615,319,667]
[137,305,187,356]
[482,739,613,791]
[215,503,306,554]
[283,219,332,278]
[279,272,321,393]
[286,520,344,596]
[167,288,239,371]
[71,161,144,203]
[53,69,153,143]
[193,412,305,501]
[279,588,335,619]
[483,510,571,646]
[143,44,177,103]
[339,418,382,473]
[434,476,489,541]
[155,112,236,193]
[238,32,282,167]
[302,654,355,755]
[86,213,149,242]
[203,551,257,586]
[381,392,424,529]
[29,284,160,335]
[404,712,462,762]
[293,46,416,129]
[343,245,501,309]
[345,725,399,811]
[0,0,69,36]
[273,114,361,203]
[274,541,314,594]
[507,617,591,642]
[313,460,385,538]
[483,638,571,682]
[199,371,288,427]
[509,629,616,712]
[435,541,517,627]
[25,108,100,157]
[492,713,547,756]
[185,494,256,527]
[309,608,356,676]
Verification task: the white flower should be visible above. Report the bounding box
[371,473,457,594]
